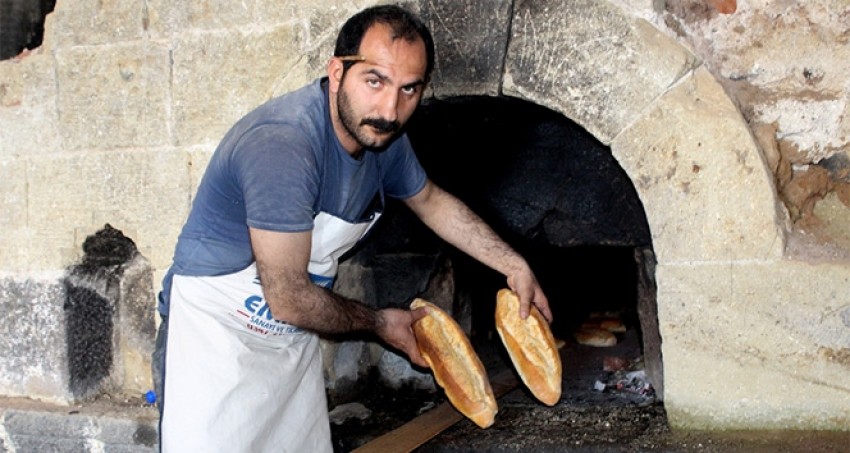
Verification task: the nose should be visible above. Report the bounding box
[376,89,399,123]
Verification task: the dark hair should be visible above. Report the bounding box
[334,4,435,80]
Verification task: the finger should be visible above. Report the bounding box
[404,331,429,368]
[409,306,429,323]
[519,298,531,319]
[518,286,534,320]
[402,308,429,367]
[535,294,554,323]
[409,347,428,368]
[506,275,530,319]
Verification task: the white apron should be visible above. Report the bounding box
[161,210,381,453]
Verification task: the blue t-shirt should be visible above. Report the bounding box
[159,78,427,314]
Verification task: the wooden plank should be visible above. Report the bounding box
[351,368,520,453]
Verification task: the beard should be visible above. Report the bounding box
[337,84,401,150]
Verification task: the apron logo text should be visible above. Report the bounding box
[241,295,303,335]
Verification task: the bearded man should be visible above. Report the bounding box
[154,4,551,451]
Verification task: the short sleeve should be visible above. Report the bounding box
[232,124,320,232]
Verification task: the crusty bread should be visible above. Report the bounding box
[494,289,562,406]
[573,326,617,347]
[410,298,497,428]
[574,314,625,347]
[598,318,627,333]
[583,314,627,333]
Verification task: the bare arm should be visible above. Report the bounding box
[403,180,552,322]
[249,227,428,366]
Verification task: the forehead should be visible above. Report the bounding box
[355,23,427,80]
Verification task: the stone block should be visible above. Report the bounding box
[611,67,785,263]
[55,43,171,151]
[0,51,62,157]
[44,0,147,48]
[657,259,850,429]
[300,6,355,77]
[145,0,253,36]
[377,349,434,391]
[0,229,66,275]
[171,25,311,146]
[664,347,850,431]
[21,149,190,271]
[0,274,71,403]
[1,407,157,452]
[503,0,699,144]
[116,257,157,395]
[322,340,371,405]
[0,159,26,231]
[418,0,513,97]
[252,0,312,30]
[813,192,850,252]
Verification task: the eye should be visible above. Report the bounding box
[366,78,381,89]
[401,86,418,96]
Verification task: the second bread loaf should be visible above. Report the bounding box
[495,289,562,406]
[411,298,497,428]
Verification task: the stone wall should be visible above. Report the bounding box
[0,0,848,430]
[641,0,850,251]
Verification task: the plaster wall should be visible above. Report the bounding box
[0,0,848,430]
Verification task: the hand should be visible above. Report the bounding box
[375,307,430,368]
[507,266,552,323]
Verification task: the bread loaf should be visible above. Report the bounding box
[573,314,625,347]
[494,289,562,406]
[410,298,497,428]
[583,314,627,333]
[573,327,617,347]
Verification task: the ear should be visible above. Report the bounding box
[327,58,344,94]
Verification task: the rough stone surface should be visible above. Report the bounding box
[611,67,785,263]
[146,0,255,34]
[636,246,663,400]
[171,24,309,146]
[15,149,190,271]
[503,0,699,144]
[0,274,70,404]
[0,399,158,453]
[660,0,850,165]
[116,256,156,395]
[0,159,27,235]
[54,43,171,151]
[813,192,850,251]
[653,0,850,255]
[45,0,146,48]
[376,349,434,391]
[0,50,61,156]
[418,0,512,97]
[658,260,850,429]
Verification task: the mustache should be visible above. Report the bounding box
[361,117,400,134]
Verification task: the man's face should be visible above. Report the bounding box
[329,23,428,153]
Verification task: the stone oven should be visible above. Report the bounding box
[326,0,850,430]
[326,92,664,410]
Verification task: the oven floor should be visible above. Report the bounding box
[331,320,850,453]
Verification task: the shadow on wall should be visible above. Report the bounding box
[63,224,156,402]
[0,0,56,60]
